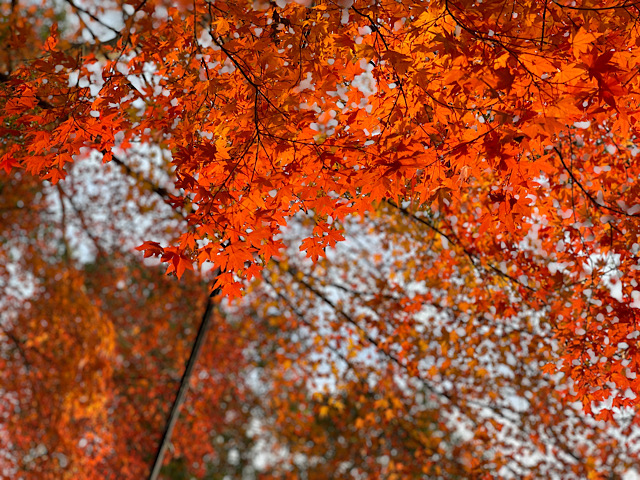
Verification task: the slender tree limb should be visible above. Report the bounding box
[384,199,536,291]
[551,0,640,11]
[147,272,222,480]
[554,146,640,218]
[541,0,549,47]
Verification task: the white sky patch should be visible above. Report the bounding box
[68,69,80,87]
[299,101,321,112]
[295,72,315,92]
[327,83,349,103]
[84,60,106,96]
[573,120,591,129]
[341,9,349,24]
[219,58,236,74]
[198,28,214,49]
[624,469,640,480]
[630,291,640,309]
[351,60,377,99]
[153,4,168,20]
[393,18,406,31]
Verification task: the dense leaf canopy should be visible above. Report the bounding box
[3,0,640,478]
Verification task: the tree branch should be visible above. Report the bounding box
[147,272,222,480]
[554,146,640,218]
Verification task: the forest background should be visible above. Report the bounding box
[2,0,640,478]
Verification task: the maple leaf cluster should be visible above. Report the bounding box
[3,0,640,478]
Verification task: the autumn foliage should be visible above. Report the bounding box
[3,0,640,477]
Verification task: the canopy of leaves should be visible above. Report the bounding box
[2,0,640,478]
